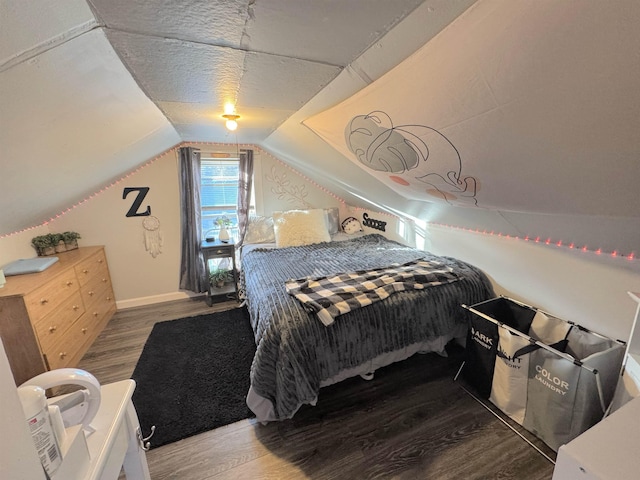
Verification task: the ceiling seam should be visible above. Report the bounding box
[99,26,344,68]
[496,210,526,238]
[0,20,100,73]
[233,0,256,108]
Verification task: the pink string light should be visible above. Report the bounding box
[2,141,636,263]
[0,144,178,239]
[429,221,637,262]
[193,141,347,204]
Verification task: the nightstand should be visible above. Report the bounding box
[200,239,238,306]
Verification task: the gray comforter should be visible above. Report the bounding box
[242,234,494,420]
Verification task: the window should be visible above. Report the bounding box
[200,155,254,241]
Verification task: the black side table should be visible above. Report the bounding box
[201,239,238,306]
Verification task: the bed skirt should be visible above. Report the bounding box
[247,324,467,423]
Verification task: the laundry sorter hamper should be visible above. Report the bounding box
[459,295,625,451]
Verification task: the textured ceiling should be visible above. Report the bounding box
[90,0,426,142]
[0,0,435,235]
[1,0,637,256]
[304,1,640,217]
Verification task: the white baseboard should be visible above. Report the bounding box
[116,291,205,310]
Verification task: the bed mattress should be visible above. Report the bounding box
[241,234,494,421]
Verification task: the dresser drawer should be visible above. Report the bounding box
[80,272,113,307]
[24,272,80,324]
[73,298,117,360]
[82,285,116,325]
[75,250,109,287]
[33,290,85,353]
[43,335,79,370]
[42,302,115,371]
[0,246,115,384]
[42,343,70,370]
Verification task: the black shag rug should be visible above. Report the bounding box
[131,307,256,449]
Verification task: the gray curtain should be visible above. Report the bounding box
[237,149,254,245]
[178,147,208,293]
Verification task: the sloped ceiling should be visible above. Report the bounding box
[0,0,434,236]
[265,0,640,255]
[0,0,638,256]
[304,1,639,217]
[0,0,181,236]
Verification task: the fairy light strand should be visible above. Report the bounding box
[0,144,179,239]
[429,221,637,262]
[1,141,635,263]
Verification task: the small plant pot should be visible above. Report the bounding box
[39,246,56,256]
[215,280,225,288]
[64,240,78,250]
[54,241,67,253]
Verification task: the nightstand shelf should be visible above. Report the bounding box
[200,239,238,306]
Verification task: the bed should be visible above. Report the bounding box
[240,215,494,422]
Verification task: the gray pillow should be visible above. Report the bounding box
[324,207,340,235]
[243,216,276,244]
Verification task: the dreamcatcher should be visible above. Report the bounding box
[142,215,163,258]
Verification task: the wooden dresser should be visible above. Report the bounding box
[0,246,116,385]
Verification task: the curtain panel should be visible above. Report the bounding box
[237,149,254,245]
[178,147,208,293]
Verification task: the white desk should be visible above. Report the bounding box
[52,379,151,480]
[552,292,640,480]
[552,395,640,480]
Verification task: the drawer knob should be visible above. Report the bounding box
[102,278,107,283]
[72,305,79,311]
[59,352,67,359]
[93,311,99,317]
[98,259,103,263]
[106,296,112,301]
[66,281,73,287]
[82,269,88,274]
[88,291,95,296]
[49,325,57,333]
[40,298,49,305]
[81,327,87,334]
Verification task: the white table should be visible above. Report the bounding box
[552,395,640,480]
[552,292,640,480]
[52,379,151,480]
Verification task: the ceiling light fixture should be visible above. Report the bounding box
[222,114,240,131]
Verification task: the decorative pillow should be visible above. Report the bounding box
[341,216,363,234]
[273,209,331,247]
[243,216,276,244]
[324,207,340,235]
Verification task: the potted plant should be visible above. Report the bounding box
[49,233,66,253]
[61,231,81,250]
[209,268,230,288]
[215,216,232,243]
[31,235,57,256]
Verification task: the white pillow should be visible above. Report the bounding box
[244,216,276,244]
[273,209,331,247]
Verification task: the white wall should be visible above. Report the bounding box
[0,340,46,480]
[3,144,639,345]
[428,224,640,343]
[257,149,343,215]
[311,209,640,342]
[344,206,412,246]
[0,225,50,266]
[48,147,183,307]
[0,144,345,308]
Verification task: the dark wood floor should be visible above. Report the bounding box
[78,297,555,480]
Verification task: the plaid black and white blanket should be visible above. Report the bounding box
[285,259,461,326]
